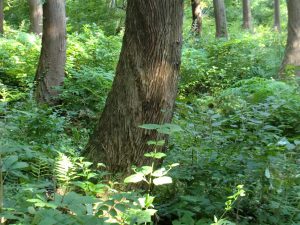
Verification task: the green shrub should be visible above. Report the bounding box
[180,29,285,96]
[0,31,40,89]
[160,79,300,225]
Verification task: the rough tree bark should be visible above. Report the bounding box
[213,0,228,38]
[274,0,281,32]
[28,0,43,36]
[0,0,3,35]
[35,0,66,104]
[242,0,251,30]
[191,0,202,35]
[280,0,300,78]
[84,0,184,174]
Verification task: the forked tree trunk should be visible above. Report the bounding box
[84,0,184,174]
[191,0,202,35]
[0,0,3,35]
[242,0,251,30]
[274,0,281,32]
[213,0,228,38]
[28,0,43,36]
[35,0,66,105]
[280,0,300,78]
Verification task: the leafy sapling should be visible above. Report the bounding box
[124,123,181,224]
[124,140,178,224]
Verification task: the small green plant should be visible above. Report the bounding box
[172,185,245,225]
[212,185,245,225]
[123,140,179,224]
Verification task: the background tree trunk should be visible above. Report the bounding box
[28,0,43,36]
[35,0,66,104]
[274,0,281,32]
[110,0,116,8]
[191,0,202,35]
[84,0,184,174]
[242,0,251,30]
[0,0,4,35]
[213,0,228,38]
[280,0,300,78]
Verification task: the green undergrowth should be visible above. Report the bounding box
[180,27,286,96]
[161,78,300,225]
[0,14,299,224]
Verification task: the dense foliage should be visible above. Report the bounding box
[0,0,299,225]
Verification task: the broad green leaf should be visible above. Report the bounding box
[138,194,155,208]
[124,173,144,183]
[138,197,146,208]
[11,162,28,170]
[28,206,36,215]
[137,209,157,224]
[152,168,167,177]
[139,123,182,135]
[144,152,166,159]
[147,140,165,146]
[87,172,98,179]
[169,163,180,168]
[138,166,153,175]
[3,155,18,171]
[114,203,126,212]
[144,194,155,208]
[108,208,118,217]
[139,124,160,130]
[153,176,172,185]
[157,123,182,135]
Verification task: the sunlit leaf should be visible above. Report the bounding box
[152,168,167,177]
[144,152,166,159]
[153,176,172,185]
[124,173,144,183]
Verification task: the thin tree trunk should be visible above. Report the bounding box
[35,0,66,105]
[0,0,3,35]
[110,0,116,8]
[242,0,251,30]
[280,0,300,78]
[274,0,281,32]
[213,0,228,38]
[191,0,202,35]
[28,0,43,36]
[84,0,184,174]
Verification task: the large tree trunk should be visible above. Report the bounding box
[28,0,43,36]
[191,0,202,35]
[280,0,300,78]
[213,0,228,38]
[34,0,66,105]
[274,0,281,32]
[242,0,251,30]
[0,0,3,35]
[84,0,184,174]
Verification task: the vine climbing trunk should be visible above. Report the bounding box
[34,0,66,105]
[213,0,228,38]
[28,0,43,36]
[280,0,300,78]
[191,0,202,35]
[0,0,3,35]
[274,0,281,32]
[242,0,251,30]
[84,0,184,174]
